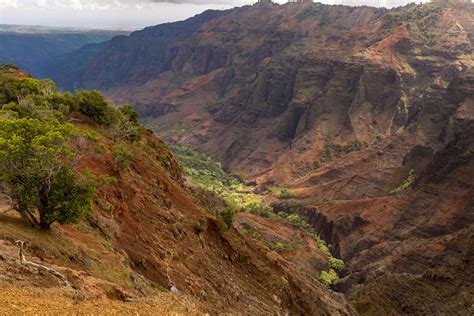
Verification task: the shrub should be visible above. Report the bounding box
[119,104,140,124]
[0,77,41,104]
[328,257,345,271]
[270,242,289,252]
[75,90,116,126]
[320,269,338,287]
[96,143,106,154]
[112,144,131,171]
[248,203,272,217]
[219,207,235,229]
[271,187,296,199]
[109,110,141,142]
[195,219,207,234]
[83,130,99,142]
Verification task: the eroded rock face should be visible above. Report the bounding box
[47,0,474,313]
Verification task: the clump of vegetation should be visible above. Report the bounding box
[328,257,345,271]
[271,187,296,199]
[218,207,236,229]
[195,219,207,234]
[390,169,416,195]
[247,203,273,218]
[320,269,338,287]
[96,143,107,154]
[112,144,131,171]
[270,241,289,253]
[75,90,116,126]
[319,139,368,164]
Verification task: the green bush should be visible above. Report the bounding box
[112,144,131,171]
[75,90,116,126]
[109,109,141,142]
[0,77,41,104]
[96,143,106,154]
[195,219,208,234]
[271,187,296,199]
[270,242,289,252]
[219,207,236,229]
[328,257,345,271]
[320,269,338,287]
[119,104,140,124]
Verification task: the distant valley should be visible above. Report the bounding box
[0,24,130,81]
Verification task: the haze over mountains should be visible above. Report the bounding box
[1,0,473,314]
[0,24,130,79]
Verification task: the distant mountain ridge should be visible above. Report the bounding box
[0,25,130,79]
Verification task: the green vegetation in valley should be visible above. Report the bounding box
[0,64,141,229]
[390,169,416,195]
[172,143,345,286]
[171,146,262,210]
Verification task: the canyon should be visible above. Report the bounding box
[1,0,473,314]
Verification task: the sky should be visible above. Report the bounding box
[0,0,428,29]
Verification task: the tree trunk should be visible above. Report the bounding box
[39,220,51,230]
[38,183,52,230]
[17,208,40,228]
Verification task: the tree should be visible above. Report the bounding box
[75,90,115,126]
[0,117,95,229]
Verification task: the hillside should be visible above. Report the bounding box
[38,0,474,313]
[0,64,356,314]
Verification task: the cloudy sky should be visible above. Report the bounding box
[0,0,425,28]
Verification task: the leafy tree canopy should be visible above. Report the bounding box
[0,65,140,229]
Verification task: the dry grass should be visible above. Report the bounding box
[0,284,201,315]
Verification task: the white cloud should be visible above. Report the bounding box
[0,0,20,8]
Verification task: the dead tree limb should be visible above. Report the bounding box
[15,240,70,287]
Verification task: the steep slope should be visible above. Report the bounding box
[50,1,474,313]
[0,65,354,314]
